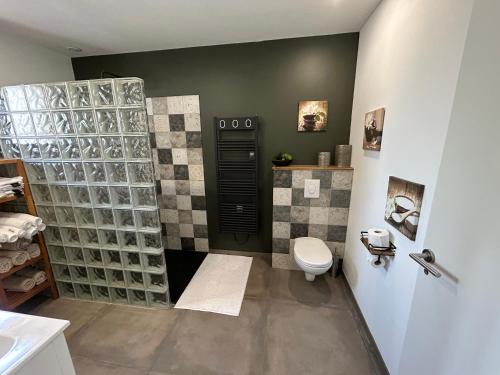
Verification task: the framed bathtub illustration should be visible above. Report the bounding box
[384,176,425,240]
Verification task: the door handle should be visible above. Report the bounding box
[409,249,442,278]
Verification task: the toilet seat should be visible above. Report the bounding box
[294,237,333,268]
[295,255,332,270]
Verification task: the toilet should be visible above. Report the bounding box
[294,237,333,281]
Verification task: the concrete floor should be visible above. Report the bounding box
[22,254,387,375]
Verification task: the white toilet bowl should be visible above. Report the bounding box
[294,237,333,281]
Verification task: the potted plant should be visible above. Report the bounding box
[272,152,293,166]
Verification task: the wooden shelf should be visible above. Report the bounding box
[0,159,21,166]
[272,164,353,171]
[0,255,44,280]
[0,195,19,204]
[0,158,59,310]
[4,280,50,310]
[360,236,396,256]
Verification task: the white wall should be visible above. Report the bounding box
[399,0,500,372]
[343,0,474,373]
[0,32,74,86]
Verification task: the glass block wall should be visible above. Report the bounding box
[0,78,170,307]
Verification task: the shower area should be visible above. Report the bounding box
[0,78,169,307]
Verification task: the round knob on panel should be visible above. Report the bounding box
[245,119,252,127]
[220,120,226,128]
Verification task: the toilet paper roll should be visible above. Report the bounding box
[370,256,386,268]
[368,228,390,248]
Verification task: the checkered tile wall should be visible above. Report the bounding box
[146,96,209,251]
[272,168,353,270]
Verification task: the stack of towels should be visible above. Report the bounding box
[3,267,47,292]
[0,176,24,198]
[0,211,47,292]
[0,212,46,243]
[0,242,41,273]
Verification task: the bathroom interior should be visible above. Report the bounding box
[0,0,498,374]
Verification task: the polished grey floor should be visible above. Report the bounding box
[22,253,387,375]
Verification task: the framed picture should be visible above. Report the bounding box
[384,176,425,241]
[297,100,328,132]
[363,107,385,151]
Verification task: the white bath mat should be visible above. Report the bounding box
[175,254,252,316]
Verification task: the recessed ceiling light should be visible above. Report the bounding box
[67,46,82,53]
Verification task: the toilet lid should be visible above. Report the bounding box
[294,237,332,267]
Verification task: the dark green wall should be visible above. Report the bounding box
[72,33,359,253]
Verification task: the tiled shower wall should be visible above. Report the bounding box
[272,167,353,270]
[146,96,209,252]
[0,79,169,307]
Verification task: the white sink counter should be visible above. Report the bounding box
[0,310,70,375]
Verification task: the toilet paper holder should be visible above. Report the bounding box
[360,231,396,267]
[360,231,396,255]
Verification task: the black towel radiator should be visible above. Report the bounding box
[215,117,259,234]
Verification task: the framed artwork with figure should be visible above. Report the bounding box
[363,107,385,151]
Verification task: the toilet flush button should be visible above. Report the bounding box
[304,179,320,198]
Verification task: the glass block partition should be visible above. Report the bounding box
[0,78,170,307]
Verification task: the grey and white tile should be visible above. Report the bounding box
[189,180,205,196]
[290,206,310,223]
[273,205,291,222]
[273,188,292,206]
[273,170,292,188]
[331,189,351,208]
[187,148,203,165]
[308,224,328,240]
[272,238,290,254]
[332,170,354,190]
[328,207,349,225]
[327,225,347,242]
[192,210,207,225]
[291,188,310,206]
[309,206,329,225]
[273,221,291,239]
[184,113,201,131]
[292,170,312,188]
[172,148,188,165]
[188,165,204,181]
[167,96,184,115]
[170,131,187,148]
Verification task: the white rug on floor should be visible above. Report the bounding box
[175,253,253,317]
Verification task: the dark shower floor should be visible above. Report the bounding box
[164,249,208,303]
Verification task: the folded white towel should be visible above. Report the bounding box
[17,268,46,285]
[0,256,13,273]
[37,223,46,232]
[27,243,41,259]
[0,225,24,242]
[0,238,31,251]
[22,226,38,239]
[0,212,42,226]
[3,275,35,292]
[0,216,32,230]
[0,250,29,265]
[0,176,23,186]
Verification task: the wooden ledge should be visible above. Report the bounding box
[272,165,353,171]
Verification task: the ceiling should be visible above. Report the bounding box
[0,0,380,57]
